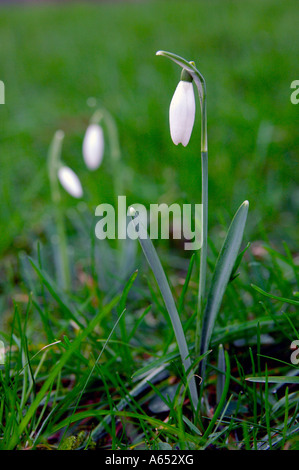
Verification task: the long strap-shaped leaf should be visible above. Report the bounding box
[246,376,299,384]
[199,200,249,379]
[130,211,199,412]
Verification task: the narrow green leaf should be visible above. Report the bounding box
[132,350,180,378]
[229,242,250,282]
[201,350,231,441]
[246,376,299,384]
[55,409,199,445]
[130,210,198,411]
[117,270,139,369]
[128,304,152,342]
[251,284,299,306]
[178,253,195,314]
[216,344,225,404]
[182,415,202,436]
[199,200,249,378]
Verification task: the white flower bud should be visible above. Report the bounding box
[58,166,83,199]
[169,79,195,147]
[82,123,104,170]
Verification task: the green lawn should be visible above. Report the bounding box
[0,0,298,254]
[0,0,298,450]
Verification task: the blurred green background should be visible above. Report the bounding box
[0,0,298,261]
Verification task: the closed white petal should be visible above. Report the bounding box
[83,123,104,170]
[58,166,83,199]
[169,81,195,147]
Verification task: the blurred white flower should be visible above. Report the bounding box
[82,123,104,170]
[58,166,83,199]
[169,79,195,147]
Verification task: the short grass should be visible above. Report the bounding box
[0,0,298,450]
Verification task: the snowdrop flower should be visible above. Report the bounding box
[58,165,83,199]
[169,69,195,147]
[82,123,104,170]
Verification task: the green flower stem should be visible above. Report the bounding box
[156,51,208,354]
[197,149,208,353]
[47,130,71,291]
[199,76,208,334]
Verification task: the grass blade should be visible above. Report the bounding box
[178,253,195,314]
[117,270,138,372]
[91,365,168,440]
[246,376,299,384]
[216,344,225,404]
[251,284,299,306]
[58,307,127,447]
[201,349,231,441]
[7,295,120,449]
